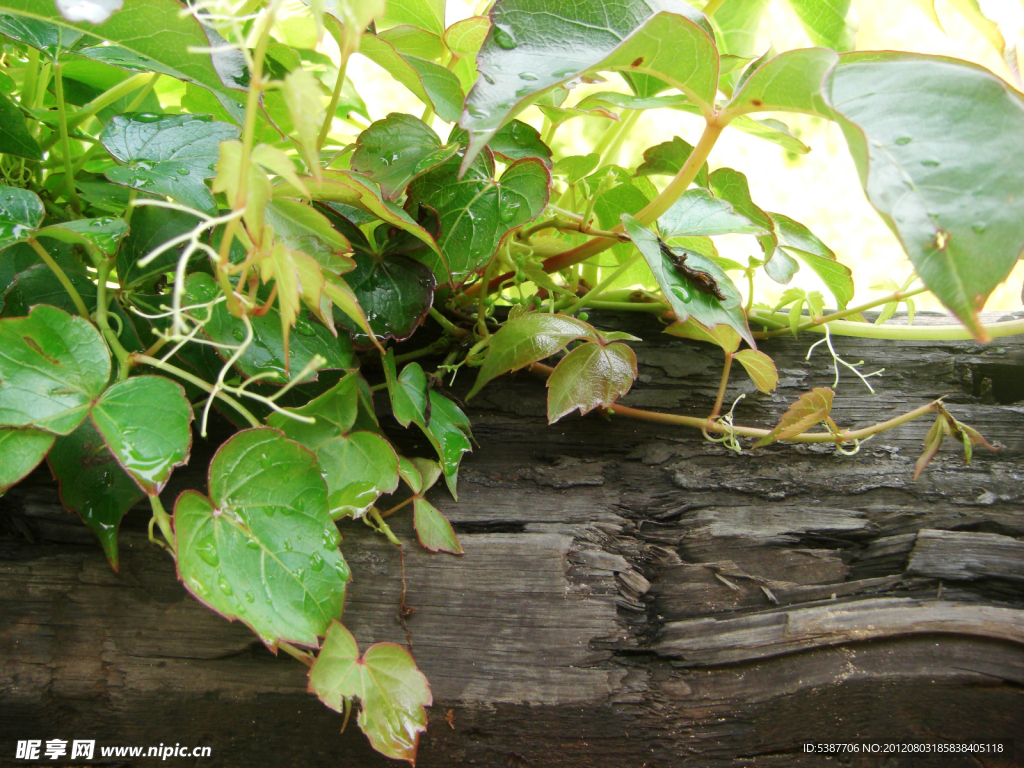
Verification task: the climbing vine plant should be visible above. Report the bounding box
[0,0,1021,760]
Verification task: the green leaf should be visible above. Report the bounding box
[351,113,460,199]
[407,149,550,284]
[785,0,855,52]
[413,497,462,554]
[728,115,810,154]
[0,427,54,492]
[0,90,42,160]
[725,47,837,115]
[755,387,834,446]
[379,0,444,36]
[707,167,777,262]
[266,375,399,519]
[186,273,357,382]
[383,350,429,428]
[709,0,769,94]
[116,204,201,288]
[35,216,128,258]
[90,375,193,495]
[460,1,718,169]
[733,349,778,393]
[0,305,110,435]
[101,114,240,215]
[468,312,599,399]
[359,34,464,122]
[913,414,945,480]
[335,252,436,347]
[445,15,489,57]
[308,621,432,763]
[0,12,82,58]
[418,390,471,499]
[552,153,600,185]
[0,0,246,97]
[636,136,708,187]
[764,248,799,285]
[459,120,552,167]
[175,428,350,649]
[771,212,853,308]
[664,316,741,353]
[624,214,755,349]
[48,419,144,570]
[76,43,188,79]
[825,52,1024,339]
[658,188,768,238]
[379,25,444,61]
[264,199,353,273]
[546,341,637,424]
[0,185,44,250]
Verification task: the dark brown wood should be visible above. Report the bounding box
[2,310,1023,767]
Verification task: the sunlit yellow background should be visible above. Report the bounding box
[336,0,1024,313]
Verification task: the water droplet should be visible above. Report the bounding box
[492,25,517,50]
[283,538,293,552]
[921,159,940,167]
[246,537,260,550]
[322,527,340,549]
[196,537,219,566]
[895,136,912,146]
[467,106,489,119]
[189,578,208,596]
[672,285,693,304]
[232,327,245,342]
[972,223,987,234]
[245,590,255,603]
[499,199,521,223]
[259,453,272,470]
[310,551,325,571]
[176,166,190,176]
[519,72,538,81]
[294,316,316,336]
[218,574,233,596]
[481,70,495,85]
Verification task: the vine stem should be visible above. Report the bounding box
[701,0,729,15]
[95,260,132,380]
[754,287,928,339]
[564,252,641,315]
[317,58,348,150]
[131,354,262,428]
[710,352,733,418]
[527,362,940,444]
[27,238,90,319]
[52,61,82,214]
[428,307,469,338]
[148,494,175,551]
[279,641,314,667]
[751,312,1024,341]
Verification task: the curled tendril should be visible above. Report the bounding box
[702,394,745,454]
[806,324,885,393]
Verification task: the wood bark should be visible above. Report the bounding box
[2,311,1023,767]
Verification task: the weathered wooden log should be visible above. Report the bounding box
[2,310,1023,767]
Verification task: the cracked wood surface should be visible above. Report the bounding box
[1,311,1023,767]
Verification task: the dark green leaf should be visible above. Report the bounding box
[309,621,431,763]
[383,350,429,428]
[90,375,193,495]
[418,390,471,499]
[359,34,464,122]
[468,312,599,399]
[101,114,240,215]
[772,212,853,308]
[36,216,128,257]
[0,1,246,96]
[0,305,110,435]
[0,427,55,492]
[0,185,44,250]
[457,119,552,168]
[546,341,637,423]
[0,90,41,160]
[786,0,855,52]
[335,252,435,347]
[707,167,777,262]
[76,43,186,78]
[351,113,460,199]
[658,188,768,238]
[636,136,708,187]
[460,0,718,169]
[48,419,144,570]
[413,497,462,554]
[407,149,550,284]
[117,204,201,288]
[624,214,755,348]
[175,428,350,649]
[0,12,82,58]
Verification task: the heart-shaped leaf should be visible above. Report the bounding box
[351,113,460,200]
[460,0,718,169]
[267,375,399,519]
[175,428,350,649]
[0,305,110,435]
[0,427,55,493]
[755,387,834,446]
[418,390,472,499]
[413,497,462,554]
[468,312,600,399]
[658,188,769,238]
[90,375,193,495]
[0,185,44,250]
[0,90,42,160]
[407,149,550,284]
[624,215,755,349]
[733,349,778,393]
[308,621,432,763]
[546,341,637,423]
[101,114,240,215]
[48,419,144,570]
[383,350,429,428]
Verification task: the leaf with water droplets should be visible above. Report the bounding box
[0,305,111,436]
[0,13,83,59]
[460,0,718,170]
[624,214,755,349]
[406,148,550,285]
[101,114,240,215]
[35,217,128,258]
[413,497,462,554]
[267,375,399,519]
[351,113,460,200]
[0,90,42,160]
[309,621,432,763]
[418,391,472,499]
[175,428,350,649]
[90,375,193,495]
[383,350,429,428]
[0,185,44,251]
[0,427,55,493]
[48,419,144,571]
[546,341,637,424]
[452,120,552,168]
